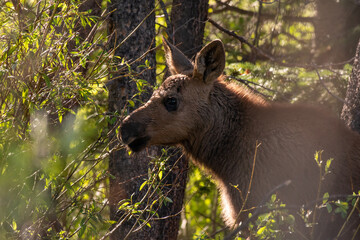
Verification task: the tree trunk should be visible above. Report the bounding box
[107,1,158,239]
[107,1,187,239]
[341,39,360,133]
[170,0,209,59]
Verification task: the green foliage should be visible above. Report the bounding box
[208,0,317,64]
[226,62,350,113]
[246,195,295,240]
[0,0,112,239]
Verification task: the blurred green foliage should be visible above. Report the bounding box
[0,0,111,238]
[225,62,350,113]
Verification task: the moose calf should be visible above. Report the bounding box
[120,38,360,239]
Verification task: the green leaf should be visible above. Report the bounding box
[12,220,17,231]
[326,203,332,213]
[128,100,135,108]
[325,158,333,173]
[22,89,29,104]
[164,197,173,204]
[314,151,322,166]
[270,194,276,203]
[323,192,329,204]
[127,150,132,156]
[108,116,117,125]
[257,226,266,235]
[119,201,130,210]
[42,73,51,87]
[78,224,86,238]
[151,199,158,207]
[139,181,147,191]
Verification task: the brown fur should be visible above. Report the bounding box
[120,38,360,239]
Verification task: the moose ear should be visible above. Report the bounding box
[193,40,225,84]
[162,37,194,76]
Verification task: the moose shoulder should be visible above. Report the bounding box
[120,38,360,239]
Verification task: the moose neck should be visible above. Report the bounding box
[181,79,264,182]
[180,79,268,225]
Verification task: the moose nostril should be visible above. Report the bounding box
[120,122,133,143]
[119,124,130,143]
[120,121,145,144]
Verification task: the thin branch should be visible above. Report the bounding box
[234,141,261,227]
[172,17,196,42]
[208,18,276,62]
[269,0,281,46]
[337,196,360,239]
[253,0,263,47]
[158,0,173,40]
[110,6,157,56]
[229,76,275,93]
[208,18,356,69]
[212,0,315,24]
[314,67,348,105]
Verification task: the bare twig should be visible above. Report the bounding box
[253,0,263,47]
[269,0,281,46]
[110,6,157,55]
[231,77,272,92]
[208,18,275,62]
[158,0,173,40]
[208,18,355,70]
[311,151,324,239]
[212,0,315,24]
[351,224,360,240]
[234,141,261,227]
[314,67,348,105]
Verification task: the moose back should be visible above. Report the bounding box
[120,38,360,239]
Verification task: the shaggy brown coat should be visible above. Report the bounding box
[120,38,360,239]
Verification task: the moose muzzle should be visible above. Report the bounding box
[120,118,150,152]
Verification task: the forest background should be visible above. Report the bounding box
[0,0,360,239]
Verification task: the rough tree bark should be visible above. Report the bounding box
[341,39,360,133]
[107,1,158,239]
[170,0,209,59]
[107,1,187,239]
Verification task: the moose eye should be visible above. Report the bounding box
[164,97,178,112]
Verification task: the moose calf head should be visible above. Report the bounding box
[120,38,225,152]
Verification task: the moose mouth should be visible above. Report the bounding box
[127,136,150,152]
